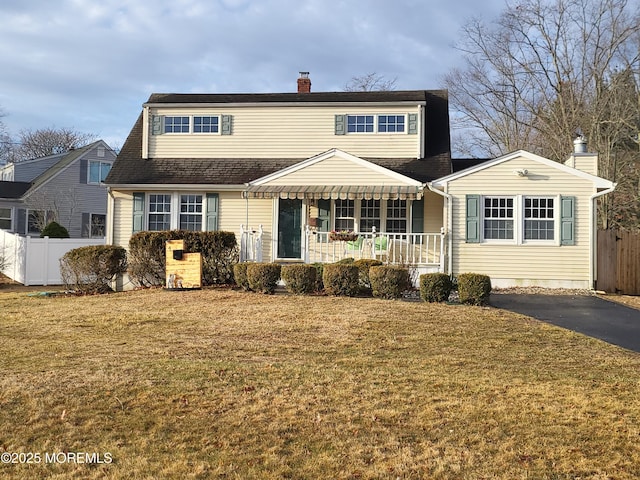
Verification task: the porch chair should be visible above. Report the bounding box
[373,236,389,261]
[344,236,364,257]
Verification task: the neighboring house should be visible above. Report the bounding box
[0,140,115,238]
[105,73,615,289]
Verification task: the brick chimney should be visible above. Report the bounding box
[297,72,311,93]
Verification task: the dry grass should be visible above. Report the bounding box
[1,288,640,479]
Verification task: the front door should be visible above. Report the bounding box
[277,199,302,259]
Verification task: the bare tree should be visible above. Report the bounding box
[344,73,398,92]
[0,108,13,166]
[13,127,96,162]
[25,186,81,233]
[446,0,639,156]
[444,0,640,228]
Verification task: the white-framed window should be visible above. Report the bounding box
[0,207,11,230]
[193,116,219,134]
[345,114,407,134]
[483,197,514,240]
[179,194,203,230]
[335,199,355,230]
[347,115,375,133]
[148,194,172,231]
[360,199,381,231]
[467,194,569,245]
[524,197,555,240]
[329,199,411,233]
[378,115,405,133]
[164,116,190,133]
[386,199,407,233]
[88,160,111,184]
[90,214,106,237]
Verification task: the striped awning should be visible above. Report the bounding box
[243,185,423,200]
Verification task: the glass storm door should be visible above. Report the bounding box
[277,199,302,259]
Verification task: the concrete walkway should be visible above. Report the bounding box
[490,294,640,353]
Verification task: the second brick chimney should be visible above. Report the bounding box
[297,72,311,93]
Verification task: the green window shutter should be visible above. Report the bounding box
[466,195,480,243]
[206,193,219,231]
[411,198,424,233]
[132,192,145,233]
[151,115,163,135]
[335,115,346,135]
[317,199,331,231]
[221,115,233,135]
[408,113,418,134]
[560,196,575,245]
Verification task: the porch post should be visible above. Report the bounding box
[240,224,246,262]
[439,227,446,273]
[304,224,310,263]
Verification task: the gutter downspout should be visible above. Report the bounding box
[589,184,616,290]
[427,182,453,275]
[106,187,115,246]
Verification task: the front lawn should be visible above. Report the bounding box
[1,288,639,479]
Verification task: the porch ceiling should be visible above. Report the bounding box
[242,184,423,200]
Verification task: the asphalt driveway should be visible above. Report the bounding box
[490,294,640,353]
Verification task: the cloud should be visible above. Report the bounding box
[0,0,505,149]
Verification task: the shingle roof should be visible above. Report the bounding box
[145,90,442,105]
[107,90,452,186]
[0,181,32,199]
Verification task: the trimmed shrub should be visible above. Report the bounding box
[60,245,127,294]
[312,263,325,292]
[40,221,69,239]
[233,262,251,291]
[322,263,359,296]
[336,257,355,264]
[420,273,453,303]
[457,273,492,306]
[247,263,281,294]
[353,259,383,290]
[281,264,317,294]
[128,230,238,287]
[370,266,410,299]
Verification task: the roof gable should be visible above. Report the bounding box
[249,149,423,187]
[432,150,614,189]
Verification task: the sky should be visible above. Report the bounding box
[0,0,506,152]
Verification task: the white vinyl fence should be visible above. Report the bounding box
[0,230,105,286]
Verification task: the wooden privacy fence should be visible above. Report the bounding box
[597,229,640,295]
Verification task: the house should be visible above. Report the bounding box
[105,73,615,290]
[0,140,115,238]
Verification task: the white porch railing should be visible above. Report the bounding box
[304,226,445,268]
[240,224,263,262]
[238,225,446,270]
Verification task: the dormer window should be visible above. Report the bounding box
[193,116,219,133]
[164,116,190,133]
[152,115,232,135]
[336,113,417,135]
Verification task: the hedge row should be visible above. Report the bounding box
[127,230,238,287]
[235,261,410,299]
[419,272,492,305]
[60,230,238,293]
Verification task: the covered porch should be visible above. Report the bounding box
[241,224,446,271]
[239,149,447,272]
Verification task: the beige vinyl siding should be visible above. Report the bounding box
[148,106,419,159]
[219,193,274,261]
[266,155,414,186]
[447,157,595,285]
[423,191,444,233]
